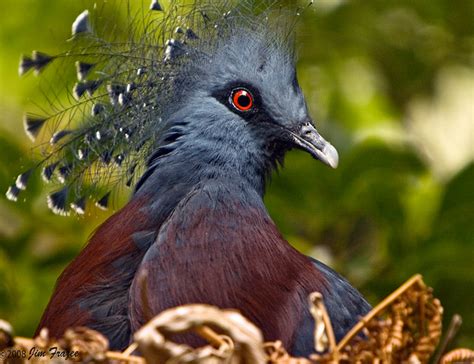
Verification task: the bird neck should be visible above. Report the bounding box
[136,131,275,200]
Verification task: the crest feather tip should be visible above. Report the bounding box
[150,0,163,11]
[72,10,91,36]
[6,185,21,202]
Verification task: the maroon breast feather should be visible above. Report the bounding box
[129,188,328,348]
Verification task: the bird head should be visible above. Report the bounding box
[173,29,338,172]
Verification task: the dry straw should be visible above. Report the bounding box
[0,275,472,363]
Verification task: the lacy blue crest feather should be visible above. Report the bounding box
[8,0,312,215]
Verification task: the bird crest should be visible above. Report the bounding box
[7,0,313,215]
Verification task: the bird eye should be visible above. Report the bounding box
[230,88,253,111]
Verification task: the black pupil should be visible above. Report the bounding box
[237,94,250,107]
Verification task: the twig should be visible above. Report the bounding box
[195,326,227,348]
[122,342,139,356]
[12,336,34,347]
[440,348,474,364]
[336,274,423,351]
[106,350,146,363]
[309,292,336,352]
[433,314,463,364]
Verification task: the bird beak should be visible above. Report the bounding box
[289,122,339,168]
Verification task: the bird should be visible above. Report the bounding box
[7,0,371,356]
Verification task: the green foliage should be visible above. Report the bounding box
[0,0,472,350]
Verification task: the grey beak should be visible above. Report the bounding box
[291,123,339,168]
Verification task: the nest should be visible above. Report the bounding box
[0,275,471,363]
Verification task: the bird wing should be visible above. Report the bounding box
[311,258,372,338]
[35,195,157,348]
[291,258,372,356]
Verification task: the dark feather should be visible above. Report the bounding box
[96,192,111,210]
[42,162,59,182]
[5,184,21,202]
[18,55,34,76]
[77,148,89,160]
[107,84,126,106]
[31,51,54,74]
[58,164,73,184]
[91,103,105,116]
[163,39,186,62]
[71,197,86,215]
[150,0,163,11]
[118,92,132,106]
[47,187,69,216]
[114,153,125,167]
[73,80,102,100]
[50,130,72,145]
[126,83,136,93]
[23,114,47,141]
[15,169,33,190]
[72,10,91,35]
[185,28,199,40]
[75,61,95,81]
[100,150,112,165]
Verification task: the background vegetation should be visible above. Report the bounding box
[0,0,472,349]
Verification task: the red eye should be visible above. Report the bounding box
[231,89,253,111]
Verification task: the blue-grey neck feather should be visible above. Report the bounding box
[136,105,268,196]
